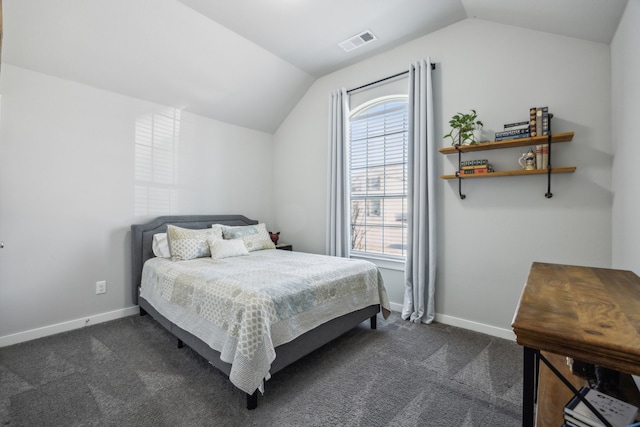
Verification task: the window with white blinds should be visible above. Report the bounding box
[349,96,408,259]
[134,108,181,216]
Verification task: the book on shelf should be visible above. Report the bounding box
[460,165,489,170]
[459,167,491,175]
[536,107,543,137]
[541,106,550,136]
[495,133,531,142]
[541,144,549,168]
[495,128,530,138]
[504,120,529,130]
[535,144,549,169]
[460,159,489,167]
[563,415,596,427]
[529,107,537,137]
[563,418,592,427]
[563,386,639,427]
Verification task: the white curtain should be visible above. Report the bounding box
[326,89,350,257]
[402,58,436,324]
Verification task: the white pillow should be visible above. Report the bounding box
[152,233,171,258]
[208,238,249,260]
[166,225,223,261]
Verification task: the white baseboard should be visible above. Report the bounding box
[434,313,516,341]
[388,302,515,341]
[0,306,140,348]
[2,304,515,347]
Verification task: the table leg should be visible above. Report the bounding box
[523,346,536,427]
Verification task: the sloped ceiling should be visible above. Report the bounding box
[2,0,314,133]
[175,0,467,78]
[0,0,628,133]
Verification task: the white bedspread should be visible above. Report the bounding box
[140,249,390,394]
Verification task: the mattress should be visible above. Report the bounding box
[140,248,390,394]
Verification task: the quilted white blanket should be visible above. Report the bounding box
[140,249,390,394]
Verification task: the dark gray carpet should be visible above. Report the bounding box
[0,312,522,426]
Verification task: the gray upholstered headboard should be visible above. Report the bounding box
[130,215,258,304]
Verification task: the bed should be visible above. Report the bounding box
[131,215,390,409]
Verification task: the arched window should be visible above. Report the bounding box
[349,95,408,259]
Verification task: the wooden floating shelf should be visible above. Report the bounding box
[438,132,574,155]
[440,167,576,180]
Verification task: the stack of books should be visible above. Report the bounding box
[529,106,550,137]
[494,106,553,142]
[563,386,639,427]
[459,159,493,175]
[535,144,549,169]
[495,120,530,141]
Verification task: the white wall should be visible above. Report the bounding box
[611,0,640,274]
[0,65,275,343]
[273,19,612,337]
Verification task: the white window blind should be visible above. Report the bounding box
[134,108,181,216]
[349,96,408,258]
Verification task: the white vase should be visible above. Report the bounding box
[473,129,483,143]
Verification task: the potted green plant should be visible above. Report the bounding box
[443,109,484,146]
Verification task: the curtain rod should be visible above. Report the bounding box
[346,62,436,94]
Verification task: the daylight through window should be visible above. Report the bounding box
[349,96,408,259]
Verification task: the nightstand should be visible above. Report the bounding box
[275,243,292,251]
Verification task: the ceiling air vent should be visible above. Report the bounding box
[338,30,377,53]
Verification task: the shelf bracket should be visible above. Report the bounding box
[455,144,466,199]
[545,141,553,197]
[545,117,553,198]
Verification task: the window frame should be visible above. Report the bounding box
[348,94,408,267]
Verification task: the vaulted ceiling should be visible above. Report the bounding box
[1,0,628,133]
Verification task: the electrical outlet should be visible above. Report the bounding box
[96,280,107,294]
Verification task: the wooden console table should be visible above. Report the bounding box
[512,262,640,427]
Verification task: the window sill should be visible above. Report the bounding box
[350,253,405,271]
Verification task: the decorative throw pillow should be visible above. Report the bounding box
[222,223,276,252]
[152,233,171,258]
[208,238,249,260]
[166,225,223,261]
[211,224,229,234]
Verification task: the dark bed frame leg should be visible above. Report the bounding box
[177,339,184,349]
[139,307,147,316]
[246,390,258,410]
[370,314,377,330]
